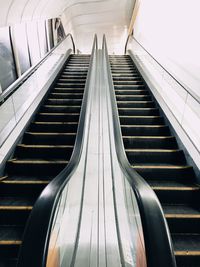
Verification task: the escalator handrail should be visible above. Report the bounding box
[0,33,76,104]
[103,35,176,267]
[65,33,76,54]
[124,32,133,55]
[125,33,200,104]
[17,34,98,267]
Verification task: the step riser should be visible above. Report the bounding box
[49,94,83,99]
[0,183,46,196]
[123,138,177,149]
[114,81,143,85]
[55,83,85,88]
[116,96,152,101]
[57,79,86,83]
[115,85,145,89]
[62,71,88,75]
[120,117,164,125]
[40,106,81,113]
[123,138,178,149]
[155,190,198,205]
[64,68,88,72]
[0,210,30,225]
[52,89,84,93]
[60,75,87,79]
[119,109,159,116]
[0,245,19,258]
[167,217,200,234]
[111,70,138,74]
[135,168,195,180]
[23,134,76,145]
[121,126,171,136]
[115,90,149,95]
[127,151,186,164]
[111,67,136,70]
[46,99,82,105]
[117,102,155,108]
[15,147,73,160]
[29,123,78,133]
[113,77,141,81]
[36,114,79,122]
[175,255,200,267]
[6,162,67,177]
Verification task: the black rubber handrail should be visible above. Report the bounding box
[0,33,76,104]
[17,34,98,267]
[124,34,200,104]
[103,34,176,267]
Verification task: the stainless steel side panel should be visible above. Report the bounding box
[46,50,146,267]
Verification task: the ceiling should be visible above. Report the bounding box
[0,0,135,53]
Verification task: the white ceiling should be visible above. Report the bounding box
[0,0,135,53]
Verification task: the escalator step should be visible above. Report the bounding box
[123,136,178,149]
[36,113,80,122]
[118,108,159,116]
[41,104,81,112]
[49,93,83,99]
[23,132,76,145]
[15,144,73,159]
[46,98,82,105]
[6,159,68,176]
[133,165,194,180]
[115,89,149,95]
[115,84,145,89]
[126,149,186,164]
[153,185,199,205]
[116,95,152,101]
[165,205,200,233]
[117,101,155,108]
[29,121,78,133]
[121,125,170,136]
[119,115,164,125]
[173,234,200,266]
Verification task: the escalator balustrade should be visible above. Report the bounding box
[110,55,200,267]
[0,54,90,267]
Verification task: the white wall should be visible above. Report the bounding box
[134,0,200,100]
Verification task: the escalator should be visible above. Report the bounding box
[0,54,90,267]
[110,55,200,267]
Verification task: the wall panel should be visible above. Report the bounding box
[0,26,16,90]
